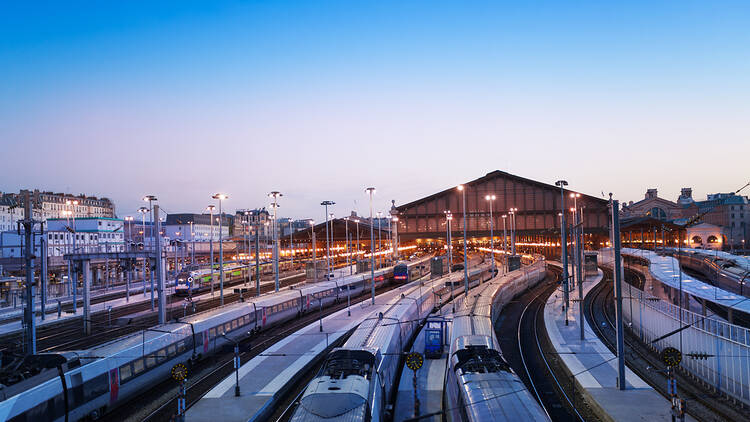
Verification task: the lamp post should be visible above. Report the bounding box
[485,195,496,275]
[310,220,317,281]
[206,205,216,297]
[66,200,80,312]
[212,194,228,305]
[555,180,569,326]
[502,214,508,273]
[344,217,350,274]
[457,185,469,297]
[354,218,360,260]
[138,207,149,297]
[268,192,282,292]
[444,211,453,269]
[188,221,195,265]
[366,187,376,305]
[376,211,383,269]
[391,216,399,261]
[143,195,157,311]
[289,219,294,269]
[509,208,518,255]
[329,212,335,269]
[321,201,335,280]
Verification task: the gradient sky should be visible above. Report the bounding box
[2,1,749,219]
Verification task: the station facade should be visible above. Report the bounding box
[393,170,611,254]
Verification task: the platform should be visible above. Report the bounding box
[393,316,449,422]
[544,267,695,422]
[187,275,420,422]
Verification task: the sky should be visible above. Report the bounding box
[2,1,749,220]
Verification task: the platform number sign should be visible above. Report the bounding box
[171,363,188,382]
[661,347,682,367]
[406,352,424,371]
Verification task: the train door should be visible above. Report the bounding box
[203,331,209,354]
[109,368,119,404]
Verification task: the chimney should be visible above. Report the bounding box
[646,188,658,199]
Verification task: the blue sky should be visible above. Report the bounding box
[2,1,749,219]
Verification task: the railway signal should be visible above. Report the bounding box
[171,363,189,422]
[660,347,686,422]
[406,352,424,418]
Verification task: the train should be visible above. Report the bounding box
[393,261,429,283]
[665,248,750,297]
[445,257,549,422]
[174,261,249,296]
[0,257,433,422]
[289,262,481,422]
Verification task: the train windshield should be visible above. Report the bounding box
[319,349,375,380]
[454,346,511,374]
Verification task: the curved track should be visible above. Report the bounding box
[496,268,596,422]
[587,267,749,422]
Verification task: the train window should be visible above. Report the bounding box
[166,344,177,357]
[177,340,186,353]
[209,327,216,338]
[231,319,238,330]
[133,359,144,375]
[145,353,157,368]
[120,364,133,383]
[84,373,109,402]
[133,359,145,375]
[156,349,168,363]
[224,322,232,332]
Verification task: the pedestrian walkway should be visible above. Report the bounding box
[544,266,696,422]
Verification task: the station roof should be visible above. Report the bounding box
[619,217,683,232]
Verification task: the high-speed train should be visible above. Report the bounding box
[288,264,491,422]
[445,257,549,422]
[666,248,750,297]
[0,257,433,422]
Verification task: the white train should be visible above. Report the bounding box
[0,258,432,422]
[289,262,492,422]
[445,257,550,422]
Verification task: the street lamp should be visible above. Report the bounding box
[268,192,282,292]
[485,195,496,275]
[344,217,350,274]
[212,194,228,305]
[376,211,383,269]
[310,220,317,281]
[138,207,149,297]
[443,211,453,269]
[501,214,508,273]
[457,185,468,297]
[508,207,518,255]
[555,179,570,326]
[143,195,157,311]
[366,187,376,305]
[206,205,216,297]
[321,201,335,280]
[354,218,360,259]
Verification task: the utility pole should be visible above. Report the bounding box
[207,205,215,297]
[269,192,282,292]
[21,191,37,355]
[366,188,376,305]
[556,180,569,326]
[40,224,48,321]
[457,185,468,297]
[311,220,317,281]
[611,198,626,390]
[154,205,166,325]
[255,223,261,296]
[575,208,584,340]
[321,201,335,279]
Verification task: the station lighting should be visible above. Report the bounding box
[485,195,496,275]
[212,193,229,304]
[457,185,468,296]
[268,192,282,292]
[366,188,376,304]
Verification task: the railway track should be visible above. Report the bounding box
[495,268,595,422]
[587,267,749,422]
[0,272,304,355]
